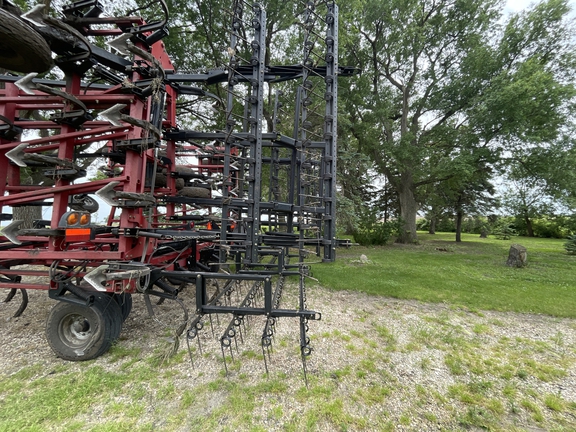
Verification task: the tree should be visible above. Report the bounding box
[419,146,497,241]
[339,0,576,243]
[505,136,576,210]
[501,175,552,237]
[449,167,496,242]
[499,137,576,236]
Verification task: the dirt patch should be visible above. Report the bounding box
[1,282,576,430]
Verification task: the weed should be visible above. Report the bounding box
[544,394,565,412]
[420,356,432,370]
[486,398,504,415]
[354,383,390,405]
[521,399,544,422]
[502,383,517,399]
[373,324,397,350]
[458,407,498,429]
[399,413,411,425]
[473,324,490,334]
[181,390,196,409]
[107,345,141,362]
[357,358,377,374]
[445,353,466,375]
[330,366,352,380]
[403,341,422,352]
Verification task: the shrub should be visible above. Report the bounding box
[564,235,576,254]
[462,216,489,234]
[493,223,517,240]
[436,217,456,233]
[417,218,429,231]
[353,212,401,246]
[532,217,571,239]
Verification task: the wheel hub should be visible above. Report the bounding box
[61,314,92,346]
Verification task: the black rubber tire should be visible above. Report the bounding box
[110,292,133,322]
[69,194,99,213]
[94,293,123,343]
[45,294,122,361]
[0,9,53,73]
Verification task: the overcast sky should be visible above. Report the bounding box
[506,0,576,14]
[506,0,536,12]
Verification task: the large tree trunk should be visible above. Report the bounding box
[455,210,463,242]
[428,218,436,234]
[524,215,534,237]
[397,174,418,243]
[13,206,43,229]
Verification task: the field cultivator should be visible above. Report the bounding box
[0,0,348,376]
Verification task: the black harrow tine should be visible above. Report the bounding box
[261,342,269,375]
[209,314,215,337]
[221,343,229,376]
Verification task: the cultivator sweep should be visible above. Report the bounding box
[0,0,347,376]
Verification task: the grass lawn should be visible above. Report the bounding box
[312,232,576,318]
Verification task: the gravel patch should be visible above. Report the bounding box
[1,282,576,430]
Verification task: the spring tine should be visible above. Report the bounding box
[12,289,28,318]
[196,332,203,356]
[185,334,195,369]
[238,323,244,344]
[143,294,155,317]
[301,352,309,388]
[242,318,248,337]
[229,343,234,362]
[262,343,269,375]
[221,344,229,376]
[209,315,215,337]
[3,288,16,303]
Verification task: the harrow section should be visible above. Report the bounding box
[0,0,348,375]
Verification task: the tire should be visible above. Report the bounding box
[69,194,99,213]
[177,187,211,198]
[46,294,122,361]
[94,293,123,342]
[110,292,132,322]
[0,9,53,73]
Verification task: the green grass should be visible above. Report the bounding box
[2,232,575,431]
[313,232,576,317]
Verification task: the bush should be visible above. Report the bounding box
[493,223,517,240]
[436,217,456,232]
[532,217,571,239]
[417,218,429,231]
[564,235,576,254]
[353,213,401,246]
[462,216,489,234]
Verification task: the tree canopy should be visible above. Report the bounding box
[11,0,576,239]
[338,0,576,242]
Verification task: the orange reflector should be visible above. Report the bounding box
[67,212,79,225]
[80,214,90,225]
[65,228,91,242]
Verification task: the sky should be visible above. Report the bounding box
[506,0,576,14]
[506,0,536,12]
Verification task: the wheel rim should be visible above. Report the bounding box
[58,313,96,349]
